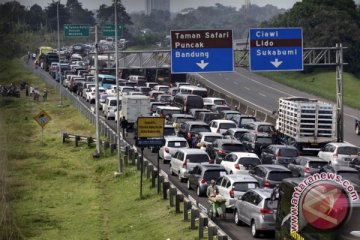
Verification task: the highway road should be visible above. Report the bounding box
[201,67,359,147]
[25,63,273,240]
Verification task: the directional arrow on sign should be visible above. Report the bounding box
[196,60,209,69]
[270,59,283,68]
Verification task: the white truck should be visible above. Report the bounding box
[276,97,337,154]
[119,95,150,129]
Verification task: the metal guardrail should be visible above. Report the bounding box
[28,63,231,240]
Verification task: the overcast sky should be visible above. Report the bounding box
[1,0,299,12]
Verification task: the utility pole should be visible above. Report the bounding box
[57,1,63,106]
[115,0,123,174]
[94,25,101,156]
[336,43,344,142]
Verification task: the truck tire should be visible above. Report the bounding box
[356,124,360,135]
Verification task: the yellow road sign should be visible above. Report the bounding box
[137,117,164,138]
[34,110,52,128]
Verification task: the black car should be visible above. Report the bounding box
[177,121,211,147]
[240,131,273,156]
[260,144,299,167]
[206,139,246,163]
[287,156,329,177]
[249,164,293,188]
[197,112,223,124]
[231,114,256,128]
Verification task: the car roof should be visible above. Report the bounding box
[257,164,291,171]
[225,174,258,182]
[296,156,328,162]
[250,188,274,198]
[165,136,187,141]
[156,106,181,110]
[171,114,194,118]
[222,110,240,114]
[228,152,259,158]
[214,139,242,144]
[210,119,237,123]
[268,144,298,149]
[329,165,358,172]
[326,142,358,147]
[199,163,225,170]
[179,148,210,154]
[227,128,249,132]
[250,121,274,126]
[184,121,208,125]
[199,132,223,137]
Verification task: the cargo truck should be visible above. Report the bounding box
[276,97,337,154]
[119,95,150,130]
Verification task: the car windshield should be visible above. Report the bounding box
[338,171,360,184]
[226,113,240,120]
[191,125,211,133]
[233,182,259,192]
[264,198,278,210]
[216,106,230,112]
[258,125,275,133]
[279,149,298,157]
[309,161,329,169]
[204,136,222,143]
[163,109,181,116]
[176,117,194,124]
[257,136,273,144]
[240,118,255,125]
[337,147,359,155]
[234,131,247,140]
[268,171,293,181]
[187,154,209,163]
[239,157,261,167]
[219,123,237,129]
[168,141,187,148]
[222,144,246,152]
[214,100,225,105]
[109,100,117,106]
[164,128,176,136]
[203,170,227,181]
[192,90,207,97]
[203,114,222,123]
[160,96,172,101]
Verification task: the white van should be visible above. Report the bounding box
[128,75,146,86]
[179,85,208,97]
[104,96,121,120]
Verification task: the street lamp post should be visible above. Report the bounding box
[57,1,63,105]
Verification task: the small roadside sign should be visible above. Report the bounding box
[33,110,51,128]
[137,117,165,139]
[64,24,90,37]
[101,24,124,37]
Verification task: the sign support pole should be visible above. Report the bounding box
[140,147,144,199]
[94,25,101,156]
[41,127,44,145]
[157,147,160,194]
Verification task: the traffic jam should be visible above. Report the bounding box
[34,41,360,240]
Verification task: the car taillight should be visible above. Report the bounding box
[234,163,240,170]
[275,150,280,160]
[200,179,206,184]
[264,180,270,188]
[187,132,192,140]
[333,150,338,160]
[182,159,187,169]
[218,149,225,155]
[260,208,273,214]
[229,189,235,198]
[304,167,310,174]
[165,147,169,153]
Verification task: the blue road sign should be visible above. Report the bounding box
[171,30,233,73]
[249,27,303,72]
[136,138,165,148]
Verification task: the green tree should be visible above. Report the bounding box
[26,4,45,31]
[66,0,95,25]
[44,1,70,31]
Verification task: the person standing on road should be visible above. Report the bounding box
[120,116,128,137]
[207,180,219,198]
[43,88,48,101]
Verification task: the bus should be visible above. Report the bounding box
[98,74,116,89]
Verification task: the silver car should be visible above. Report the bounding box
[159,136,189,163]
[234,188,278,238]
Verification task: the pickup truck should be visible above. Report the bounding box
[356,113,360,135]
[287,156,329,177]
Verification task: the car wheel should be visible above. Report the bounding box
[196,186,202,197]
[178,172,183,182]
[170,165,175,176]
[234,211,242,226]
[356,125,360,135]
[251,220,260,238]
[187,180,191,190]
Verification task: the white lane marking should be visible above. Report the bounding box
[244,87,250,91]
[233,70,357,119]
[233,81,238,85]
[258,92,266,97]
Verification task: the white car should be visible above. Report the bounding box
[159,136,189,163]
[103,96,120,120]
[221,152,261,175]
[86,87,106,104]
[318,142,360,166]
[170,148,211,182]
[203,97,226,106]
[209,119,237,134]
[197,132,223,149]
[216,174,259,209]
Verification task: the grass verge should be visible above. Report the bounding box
[260,69,360,109]
[0,59,198,240]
